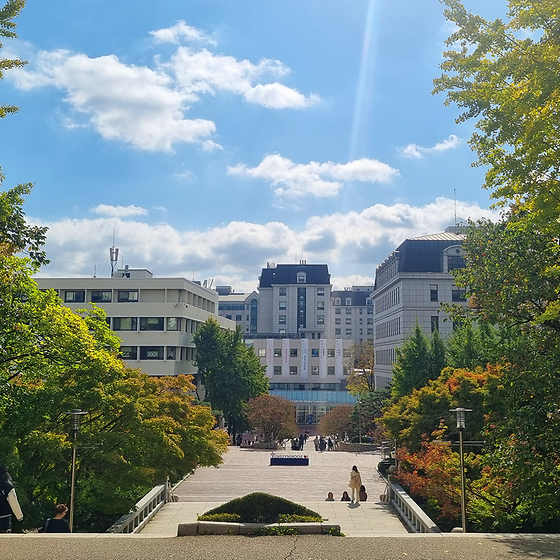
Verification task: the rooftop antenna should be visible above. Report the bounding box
[109,232,119,278]
[454,189,457,225]
[93,265,97,278]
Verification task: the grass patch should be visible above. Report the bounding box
[198,492,323,524]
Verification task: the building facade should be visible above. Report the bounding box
[216,286,259,335]
[330,286,375,345]
[371,228,467,389]
[36,267,235,378]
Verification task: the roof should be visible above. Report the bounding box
[259,264,330,288]
[409,232,464,242]
[331,290,371,305]
[395,237,463,273]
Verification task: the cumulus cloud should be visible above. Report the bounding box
[400,134,462,159]
[90,204,149,217]
[228,154,399,198]
[33,197,496,282]
[150,21,216,45]
[9,27,318,150]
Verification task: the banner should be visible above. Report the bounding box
[266,339,274,377]
[335,339,343,379]
[319,338,327,378]
[282,338,290,377]
[301,338,308,379]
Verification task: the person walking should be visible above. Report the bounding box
[41,504,71,533]
[348,465,362,504]
[0,465,23,533]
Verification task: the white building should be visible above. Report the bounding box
[371,228,467,389]
[330,286,375,345]
[216,286,259,335]
[36,267,235,378]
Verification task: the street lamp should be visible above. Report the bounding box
[450,407,471,533]
[357,399,362,445]
[66,408,88,532]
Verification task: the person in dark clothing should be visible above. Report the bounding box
[359,485,368,502]
[0,465,23,533]
[340,491,351,502]
[42,504,71,533]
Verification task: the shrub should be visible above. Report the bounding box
[197,513,241,522]
[201,492,322,523]
[278,514,322,523]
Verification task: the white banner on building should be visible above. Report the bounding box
[282,338,290,377]
[319,338,327,378]
[335,338,343,379]
[301,338,308,379]
[266,339,274,377]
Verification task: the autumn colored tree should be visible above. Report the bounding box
[345,340,375,395]
[245,395,297,443]
[317,405,353,439]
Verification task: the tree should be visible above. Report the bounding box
[245,395,297,443]
[194,319,269,440]
[345,340,375,395]
[317,405,353,439]
[434,0,560,234]
[351,388,391,442]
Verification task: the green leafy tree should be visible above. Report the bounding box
[194,319,268,440]
[245,395,297,443]
[351,388,391,441]
[434,0,560,233]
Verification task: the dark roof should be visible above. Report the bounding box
[331,291,370,306]
[259,264,330,288]
[396,237,462,273]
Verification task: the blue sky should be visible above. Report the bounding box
[1,0,502,290]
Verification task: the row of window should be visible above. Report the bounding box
[375,348,396,366]
[258,347,352,358]
[278,287,325,296]
[120,345,195,361]
[376,286,400,314]
[375,317,401,339]
[109,316,200,333]
[65,289,139,303]
[430,284,467,303]
[270,383,339,391]
[334,328,373,336]
[272,365,349,376]
[332,297,373,306]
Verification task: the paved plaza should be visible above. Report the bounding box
[141,440,407,537]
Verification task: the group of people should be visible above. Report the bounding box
[313,435,335,451]
[0,465,70,533]
[325,465,368,504]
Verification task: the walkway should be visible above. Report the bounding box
[141,440,407,537]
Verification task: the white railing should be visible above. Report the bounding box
[107,480,170,534]
[387,478,441,533]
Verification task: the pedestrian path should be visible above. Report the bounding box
[141,440,407,537]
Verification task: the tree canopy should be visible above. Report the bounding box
[245,395,297,443]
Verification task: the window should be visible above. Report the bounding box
[359,328,363,335]
[258,348,266,357]
[311,366,319,375]
[367,308,373,315]
[343,367,349,376]
[290,365,298,375]
[120,346,137,360]
[166,347,176,360]
[335,318,341,325]
[367,328,373,335]
[335,308,341,315]
[335,298,341,305]
[166,317,181,331]
[317,287,324,296]
[327,349,335,357]
[452,287,466,302]
[317,301,325,310]
[430,284,438,302]
[431,316,439,332]
[226,314,232,319]
[91,290,111,303]
[113,317,137,331]
[290,349,298,358]
[359,308,363,315]
[297,274,306,283]
[345,298,352,305]
[279,287,287,296]
[343,349,351,357]
[235,314,242,321]
[64,290,85,303]
[359,318,363,325]
[346,318,352,324]
[140,317,164,331]
[367,318,373,324]
[274,365,282,375]
[448,253,465,271]
[346,308,352,314]
[278,315,286,324]
[311,348,319,357]
[274,348,282,357]
[346,328,352,335]
[327,366,335,375]
[317,315,324,324]
[279,301,287,310]
[279,329,286,334]
[118,290,138,303]
[140,346,164,360]
[335,328,341,335]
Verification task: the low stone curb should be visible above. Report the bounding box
[177,521,341,536]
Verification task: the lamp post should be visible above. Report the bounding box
[67,408,88,532]
[450,407,471,533]
[357,399,362,444]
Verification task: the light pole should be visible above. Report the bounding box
[357,399,362,444]
[67,408,88,532]
[450,407,471,533]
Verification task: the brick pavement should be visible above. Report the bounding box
[141,439,407,536]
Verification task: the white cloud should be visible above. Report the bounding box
[32,197,496,282]
[91,204,149,217]
[400,134,462,159]
[228,154,399,198]
[150,21,216,46]
[9,31,318,150]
